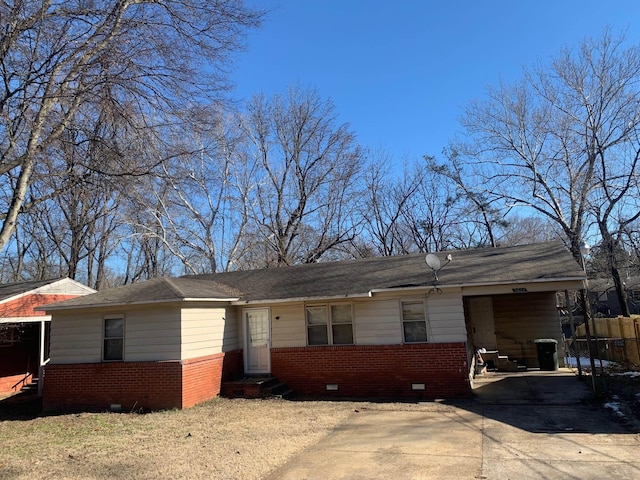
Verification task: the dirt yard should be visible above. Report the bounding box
[0,396,458,480]
[0,397,366,479]
[1,377,637,480]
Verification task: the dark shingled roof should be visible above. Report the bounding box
[0,278,66,302]
[43,241,585,310]
[42,276,243,310]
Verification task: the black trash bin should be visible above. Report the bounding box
[534,339,558,371]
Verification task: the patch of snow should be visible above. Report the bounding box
[604,401,626,418]
[564,356,616,369]
[610,371,640,378]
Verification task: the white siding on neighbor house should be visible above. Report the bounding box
[180,307,226,360]
[354,299,403,345]
[270,304,305,348]
[36,278,95,296]
[49,312,103,364]
[120,307,181,362]
[427,291,467,343]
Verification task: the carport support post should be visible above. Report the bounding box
[564,290,582,377]
[581,288,598,394]
[38,319,45,397]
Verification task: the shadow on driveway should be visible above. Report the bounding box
[470,369,628,434]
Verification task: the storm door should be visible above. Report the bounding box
[243,308,270,374]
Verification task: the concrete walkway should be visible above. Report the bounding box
[266,369,640,479]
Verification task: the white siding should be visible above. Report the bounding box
[270,304,306,348]
[49,306,182,364]
[180,307,226,360]
[354,299,402,345]
[120,308,181,361]
[49,312,102,364]
[263,292,467,347]
[427,291,467,343]
[223,306,241,351]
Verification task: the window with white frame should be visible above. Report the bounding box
[402,301,427,343]
[306,304,353,346]
[103,317,124,361]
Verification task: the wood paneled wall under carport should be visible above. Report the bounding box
[492,292,565,367]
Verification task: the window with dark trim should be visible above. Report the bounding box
[402,301,427,343]
[103,317,124,361]
[306,304,354,346]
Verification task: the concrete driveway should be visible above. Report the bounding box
[266,370,640,479]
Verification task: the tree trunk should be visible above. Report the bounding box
[603,233,631,317]
[611,264,631,317]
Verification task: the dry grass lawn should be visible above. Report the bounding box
[0,396,360,479]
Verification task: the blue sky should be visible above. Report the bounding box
[231,1,640,162]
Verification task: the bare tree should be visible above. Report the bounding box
[456,29,640,314]
[497,215,558,247]
[151,115,256,273]
[120,189,180,283]
[427,151,508,248]
[238,86,363,267]
[0,0,262,252]
[358,156,425,256]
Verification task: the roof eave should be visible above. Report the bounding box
[366,276,585,295]
[38,296,240,312]
[232,292,372,305]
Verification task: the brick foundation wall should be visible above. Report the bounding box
[43,350,242,412]
[221,349,243,381]
[271,343,471,399]
[181,353,225,408]
[43,361,183,412]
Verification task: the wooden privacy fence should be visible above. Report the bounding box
[574,316,640,366]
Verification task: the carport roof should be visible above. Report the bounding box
[42,241,585,310]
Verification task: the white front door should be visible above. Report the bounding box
[244,308,271,374]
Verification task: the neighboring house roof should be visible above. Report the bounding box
[1,277,97,323]
[0,278,96,304]
[589,276,640,292]
[42,241,585,311]
[0,279,64,302]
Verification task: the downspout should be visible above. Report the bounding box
[38,319,46,397]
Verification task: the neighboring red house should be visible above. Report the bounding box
[40,242,586,412]
[0,278,95,395]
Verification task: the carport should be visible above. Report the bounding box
[465,292,566,372]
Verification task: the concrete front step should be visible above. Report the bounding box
[221,376,294,399]
[20,378,39,393]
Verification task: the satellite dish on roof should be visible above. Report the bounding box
[425,253,441,271]
[425,252,452,290]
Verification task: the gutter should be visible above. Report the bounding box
[366,276,586,297]
[37,297,241,312]
[232,292,372,305]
